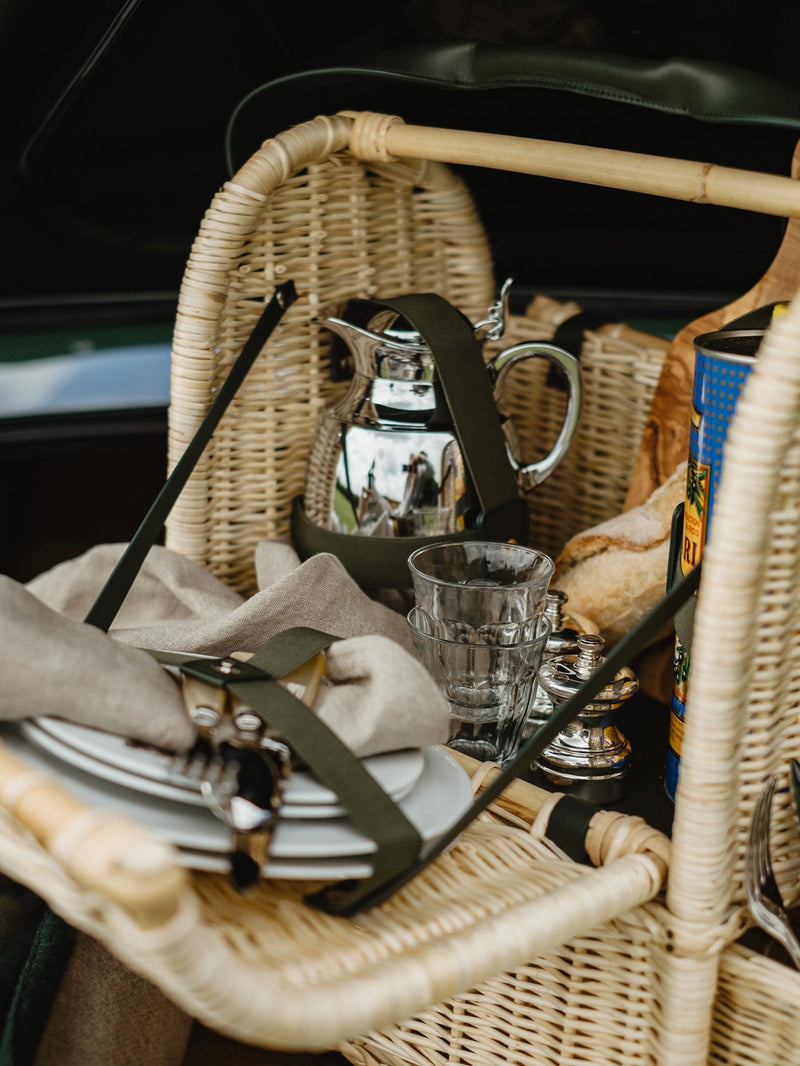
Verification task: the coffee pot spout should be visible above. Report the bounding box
[313,307,432,380]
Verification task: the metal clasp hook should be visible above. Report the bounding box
[473,276,514,342]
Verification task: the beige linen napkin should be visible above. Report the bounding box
[15,540,448,757]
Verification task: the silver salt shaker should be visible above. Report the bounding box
[524,589,585,737]
[534,633,638,803]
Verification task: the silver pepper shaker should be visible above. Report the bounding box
[523,589,586,737]
[534,633,638,803]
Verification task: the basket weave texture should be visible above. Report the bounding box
[167,112,800,1064]
[659,293,800,1064]
[0,760,668,1054]
[165,113,494,594]
[165,114,669,590]
[339,293,800,1065]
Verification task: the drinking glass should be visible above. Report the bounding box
[408,606,551,765]
[408,540,554,645]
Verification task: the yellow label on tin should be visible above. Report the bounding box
[681,456,710,575]
[669,710,684,756]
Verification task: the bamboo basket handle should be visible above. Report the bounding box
[449,750,670,869]
[0,739,186,927]
[344,111,800,220]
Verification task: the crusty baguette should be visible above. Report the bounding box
[553,462,686,647]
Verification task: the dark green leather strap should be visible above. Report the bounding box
[150,627,424,893]
[246,626,336,677]
[77,271,422,897]
[545,794,596,864]
[228,677,422,887]
[292,292,529,588]
[151,563,702,917]
[84,281,298,633]
[381,293,527,539]
[547,309,610,390]
[291,497,478,589]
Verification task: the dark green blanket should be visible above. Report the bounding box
[0,880,75,1066]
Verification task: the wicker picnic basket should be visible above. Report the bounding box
[4,108,800,1064]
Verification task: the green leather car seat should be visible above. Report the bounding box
[225,42,800,304]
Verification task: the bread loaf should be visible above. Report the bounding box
[553,462,686,647]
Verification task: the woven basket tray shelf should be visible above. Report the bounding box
[0,746,668,1053]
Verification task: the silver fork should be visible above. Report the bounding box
[745,774,800,969]
[201,704,291,890]
[168,674,230,783]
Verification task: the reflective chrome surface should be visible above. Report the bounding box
[303,283,581,538]
[535,634,638,803]
[523,589,585,736]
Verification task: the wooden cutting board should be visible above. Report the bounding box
[624,140,800,510]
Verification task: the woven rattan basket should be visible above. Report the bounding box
[5,110,800,1064]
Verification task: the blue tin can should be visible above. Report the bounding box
[666,327,761,801]
[680,329,762,572]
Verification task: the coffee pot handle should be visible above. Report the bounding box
[488,342,582,491]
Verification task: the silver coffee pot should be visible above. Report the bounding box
[301,282,581,546]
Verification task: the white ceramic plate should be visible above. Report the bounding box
[1,725,472,865]
[20,717,425,815]
[181,849,374,881]
[18,721,350,820]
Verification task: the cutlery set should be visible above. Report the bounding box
[745,759,800,967]
[173,659,299,889]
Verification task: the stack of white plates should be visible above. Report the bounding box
[2,718,472,880]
